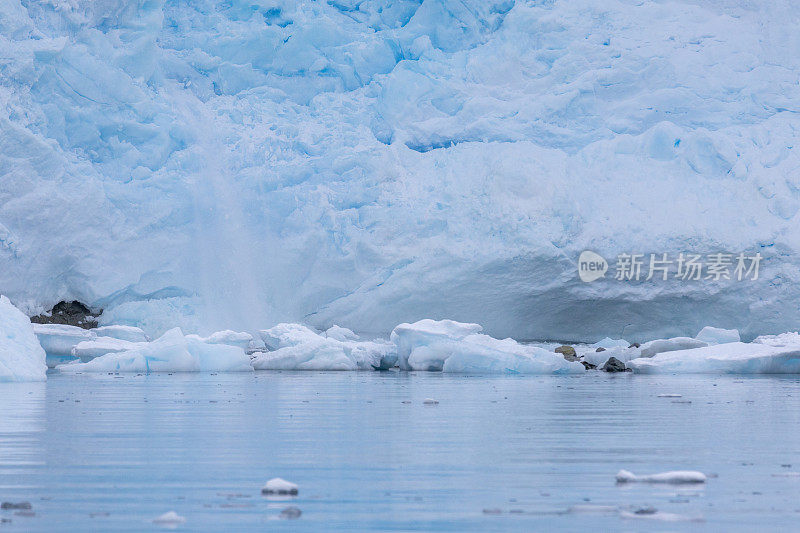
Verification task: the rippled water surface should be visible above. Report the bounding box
[2,371,800,531]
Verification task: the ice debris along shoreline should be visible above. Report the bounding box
[6,296,800,378]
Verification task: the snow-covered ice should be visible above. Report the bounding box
[33,323,95,363]
[628,342,800,374]
[640,337,708,358]
[262,478,298,496]
[695,327,740,345]
[186,330,253,351]
[71,337,142,361]
[58,328,252,373]
[0,295,47,382]
[91,325,149,343]
[252,324,396,371]
[615,469,707,484]
[391,319,584,374]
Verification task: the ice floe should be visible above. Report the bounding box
[615,469,707,484]
[186,330,253,351]
[262,478,298,495]
[628,342,800,374]
[252,324,396,371]
[0,296,47,382]
[391,319,584,374]
[71,337,142,361]
[33,323,96,367]
[57,328,252,373]
[152,511,186,525]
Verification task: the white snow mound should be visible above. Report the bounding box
[0,296,47,382]
[57,328,252,373]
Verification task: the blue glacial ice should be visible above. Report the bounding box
[0,1,799,341]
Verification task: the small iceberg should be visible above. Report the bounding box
[33,323,95,367]
[615,469,706,484]
[152,511,186,525]
[391,319,584,374]
[628,342,800,374]
[0,296,47,382]
[252,324,396,371]
[262,478,298,495]
[57,328,252,373]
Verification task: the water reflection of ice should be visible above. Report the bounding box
[0,382,45,473]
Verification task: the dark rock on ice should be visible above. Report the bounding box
[30,301,100,329]
[601,357,629,373]
[555,345,578,361]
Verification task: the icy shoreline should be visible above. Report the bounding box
[5,297,800,380]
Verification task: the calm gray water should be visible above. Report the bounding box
[1,371,800,531]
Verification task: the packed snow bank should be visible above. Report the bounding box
[58,328,252,373]
[615,470,706,484]
[252,324,396,371]
[0,296,47,382]
[695,327,740,345]
[390,319,584,374]
[628,342,800,374]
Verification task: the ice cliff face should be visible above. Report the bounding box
[1,1,799,340]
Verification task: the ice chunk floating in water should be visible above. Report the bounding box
[252,324,396,371]
[391,319,584,374]
[0,296,47,382]
[262,478,298,495]
[152,511,186,525]
[628,342,800,374]
[57,328,252,373]
[615,469,707,484]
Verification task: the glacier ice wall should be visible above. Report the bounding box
[1,0,799,340]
